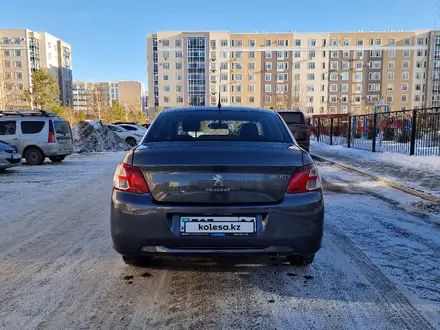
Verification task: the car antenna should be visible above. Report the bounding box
[217,67,222,115]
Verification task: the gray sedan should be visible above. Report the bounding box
[110,107,324,266]
[0,140,22,170]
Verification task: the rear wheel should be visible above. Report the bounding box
[286,254,315,266]
[49,156,65,163]
[122,255,153,266]
[125,137,136,147]
[24,147,45,165]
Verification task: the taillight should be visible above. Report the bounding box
[113,163,149,194]
[286,164,322,194]
[48,120,55,143]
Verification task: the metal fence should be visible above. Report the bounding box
[309,107,440,156]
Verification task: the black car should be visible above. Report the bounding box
[111,107,324,267]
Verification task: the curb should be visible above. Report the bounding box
[311,154,440,203]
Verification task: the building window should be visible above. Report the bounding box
[329,84,337,92]
[176,74,182,81]
[232,96,242,103]
[295,39,301,47]
[210,40,216,48]
[16,72,23,79]
[265,39,272,47]
[249,40,256,47]
[342,51,349,58]
[357,38,364,46]
[232,51,243,59]
[174,40,182,47]
[403,50,410,57]
[162,51,170,59]
[370,50,382,57]
[231,62,243,70]
[331,39,338,46]
[220,73,228,81]
[265,73,271,81]
[307,85,315,92]
[374,38,382,46]
[264,51,272,59]
[417,50,423,57]
[402,83,408,91]
[331,51,338,58]
[248,73,255,81]
[341,84,349,92]
[264,84,271,92]
[294,62,300,69]
[308,62,315,69]
[341,73,349,81]
[330,73,338,81]
[175,51,182,58]
[355,72,363,81]
[356,61,363,70]
[387,95,393,102]
[220,40,228,47]
[249,96,255,103]
[164,85,171,92]
[221,62,229,70]
[175,62,182,70]
[402,94,408,102]
[388,61,395,69]
[329,106,337,113]
[14,50,22,57]
[307,96,314,103]
[265,95,272,103]
[220,51,228,59]
[370,61,381,69]
[294,51,300,58]
[387,84,394,91]
[265,62,272,70]
[388,50,395,58]
[309,51,316,58]
[210,51,216,59]
[341,96,348,103]
[356,50,364,59]
[307,73,315,80]
[388,38,396,45]
[343,38,350,46]
[162,40,170,47]
[388,72,394,80]
[369,72,381,80]
[3,49,10,57]
[233,74,243,81]
[330,96,337,103]
[231,40,242,47]
[15,60,22,68]
[402,72,409,80]
[162,63,170,69]
[276,73,285,82]
[404,38,411,45]
[368,83,380,92]
[176,85,182,92]
[164,96,169,103]
[415,84,421,91]
[248,62,255,70]
[403,61,410,69]
[249,51,255,59]
[342,61,349,69]
[309,39,316,46]
[355,84,362,92]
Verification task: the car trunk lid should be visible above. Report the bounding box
[132,142,304,204]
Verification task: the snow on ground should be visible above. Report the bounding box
[0,152,439,328]
[0,152,126,219]
[311,140,440,198]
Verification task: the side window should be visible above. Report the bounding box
[122,125,136,131]
[21,121,46,134]
[0,121,17,135]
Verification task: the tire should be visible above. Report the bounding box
[125,137,136,147]
[49,156,65,163]
[24,147,45,165]
[122,255,153,266]
[286,254,315,266]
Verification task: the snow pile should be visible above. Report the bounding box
[72,121,131,153]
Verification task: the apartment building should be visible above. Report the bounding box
[0,29,72,109]
[73,80,142,113]
[147,30,439,115]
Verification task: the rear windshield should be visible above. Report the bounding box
[278,112,305,124]
[54,121,71,136]
[145,110,292,143]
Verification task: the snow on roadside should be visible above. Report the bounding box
[311,140,440,172]
[0,152,125,219]
[72,121,131,153]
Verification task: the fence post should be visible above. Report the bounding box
[347,116,351,148]
[317,118,321,142]
[330,118,334,145]
[372,113,377,152]
[410,109,417,156]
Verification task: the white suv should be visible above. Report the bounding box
[106,124,143,146]
[0,110,73,165]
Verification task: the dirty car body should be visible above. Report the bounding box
[111,107,324,265]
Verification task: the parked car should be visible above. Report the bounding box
[111,106,324,267]
[0,140,22,170]
[106,124,143,147]
[277,110,310,152]
[113,122,147,137]
[0,110,73,165]
[141,123,151,129]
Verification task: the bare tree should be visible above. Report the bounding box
[88,83,109,120]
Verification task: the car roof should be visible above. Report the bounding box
[276,110,304,114]
[161,106,279,115]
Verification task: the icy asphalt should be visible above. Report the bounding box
[0,153,439,329]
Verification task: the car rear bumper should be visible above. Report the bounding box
[42,143,73,157]
[111,190,324,256]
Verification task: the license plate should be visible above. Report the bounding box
[180,216,256,234]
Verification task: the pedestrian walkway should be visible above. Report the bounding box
[310,141,440,198]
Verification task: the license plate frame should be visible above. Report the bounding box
[180,216,257,236]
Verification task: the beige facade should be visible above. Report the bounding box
[73,80,142,114]
[148,30,437,115]
[0,29,72,110]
